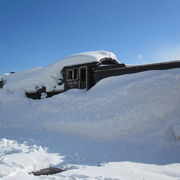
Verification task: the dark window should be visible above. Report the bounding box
[67,70,73,79]
[67,69,78,80]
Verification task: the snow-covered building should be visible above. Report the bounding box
[62,53,124,91]
[61,51,180,92]
[25,51,126,99]
[1,51,180,99]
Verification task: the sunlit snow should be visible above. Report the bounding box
[0,51,180,179]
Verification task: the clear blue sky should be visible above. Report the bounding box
[0,0,180,74]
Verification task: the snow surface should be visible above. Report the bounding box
[1,51,117,92]
[0,58,180,179]
[0,138,63,180]
[0,139,180,180]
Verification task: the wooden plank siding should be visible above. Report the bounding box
[62,62,99,91]
[93,61,180,83]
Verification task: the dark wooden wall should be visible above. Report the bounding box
[63,62,99,90]
[93,61,180,84]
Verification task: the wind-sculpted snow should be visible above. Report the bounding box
[0,138,63,180]
[0,68,180,179]
[0,139,179,180]
[1,69,180,140]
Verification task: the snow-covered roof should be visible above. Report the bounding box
[2,51,118,92]
[50,51,118,68]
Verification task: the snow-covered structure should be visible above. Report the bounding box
[0,53,180,179]
[25,51,125,99]
[61,51,123,91]
[1,51,180,99]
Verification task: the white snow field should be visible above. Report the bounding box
[0,51,180,179]
[0,138,63,180]
[0,139,180,180]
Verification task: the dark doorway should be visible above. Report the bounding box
[80,67,87,89]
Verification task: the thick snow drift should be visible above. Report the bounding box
[0,138,179,180]
[1,69,180,140]
[0,68,180,163]
[0,56,180,179]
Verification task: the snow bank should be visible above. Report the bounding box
[0,138,63,180]
[0,64,180,179]
[41,69,180,140]
[0,68,180,165]
[2,51,117,92]
[0,139,179,180]
[1,69,180,140]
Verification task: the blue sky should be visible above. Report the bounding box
[0,0,180,74]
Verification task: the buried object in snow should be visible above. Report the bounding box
[31,167,65,176]
[22,51,180,99]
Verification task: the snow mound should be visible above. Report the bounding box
[0,68,180,165]
[2,51,117,92]
[41,69,180,140]
[0,64,180,179]
[0,138,179,180]
[0,138,63,180]
[1,69,180,141]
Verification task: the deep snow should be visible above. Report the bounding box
[0,139,180,180]
[0,52,180,179]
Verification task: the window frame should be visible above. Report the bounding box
[66,68,78,80]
